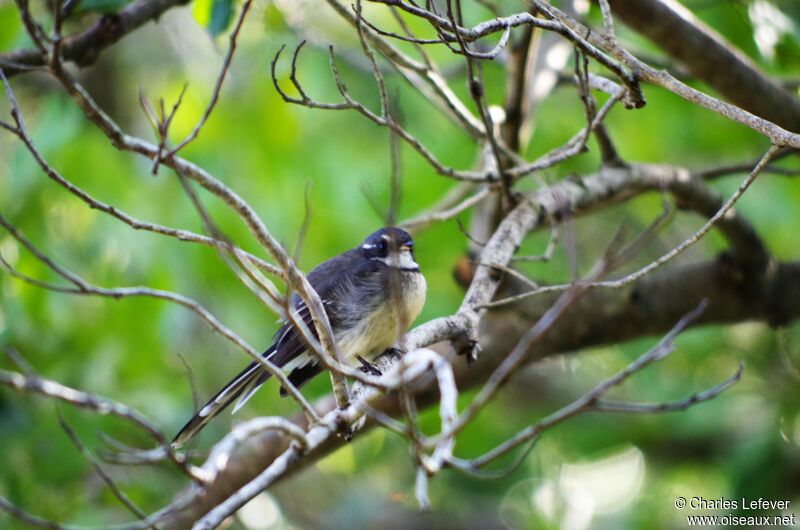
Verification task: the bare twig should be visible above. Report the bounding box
[439,251,608,442]
[0,210,320,424]
[400,187,491,232]
[292,182,314,263]
[270,42,490,182]
[162,0,254,163]
[692,148,798,180]
[1,0,186,77]
[511,222,559,262]
[373,0,644,108]
[445,0,514,208]
[56,410,152,525]
[593,361,744,413]
[198,417,309,483]
[12,0,48,57]
[589,146,779,288]
[0,496,70,530]
[484,150,776,308]
[506,87,623,179]
[0,70,282,280]
[597,0,615,37]
[325,0,486,136]
[3,345,36,375]
[536,1,800,147]
[0,364,201,484]
[457,302,742,469]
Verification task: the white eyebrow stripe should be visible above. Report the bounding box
[361,243,376,249]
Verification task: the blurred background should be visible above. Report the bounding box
[0,0,799,528]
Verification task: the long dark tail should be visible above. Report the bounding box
[172,352,272,448]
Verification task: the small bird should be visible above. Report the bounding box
[173,227,426,447]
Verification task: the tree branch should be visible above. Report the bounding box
[1,0,187,78]
[605,0,800,132]
[154,251,800,528]
[531,1,800,146]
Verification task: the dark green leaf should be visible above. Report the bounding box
[208,0,234,36]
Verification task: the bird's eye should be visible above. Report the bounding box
[377,240,388,253]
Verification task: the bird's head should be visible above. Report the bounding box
[360,227,419,271]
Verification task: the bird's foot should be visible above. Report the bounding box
[335,412,355,441]
[454,336,480,363]
[356,355,382,376]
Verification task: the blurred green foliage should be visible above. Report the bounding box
[0,1,799,529]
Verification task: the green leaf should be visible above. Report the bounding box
[207,0,234,36]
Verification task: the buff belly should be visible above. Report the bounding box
[281,270,426,373]
[337,270,426,363]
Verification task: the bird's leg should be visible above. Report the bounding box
[453,329,481,363]
[334,411,355,441]
[356,355,383,376]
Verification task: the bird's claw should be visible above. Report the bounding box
[356,355,382,376]
[454,337,480,363]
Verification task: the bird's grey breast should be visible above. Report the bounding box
[334,264,426,361]
[292,245,426,363]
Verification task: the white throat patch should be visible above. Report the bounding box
[372,248,419,270]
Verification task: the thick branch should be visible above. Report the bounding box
[528,1,800,147]
[605,0,800,132]
[158,159,789,527]
[1,0,186,77]
[159,255,800,529]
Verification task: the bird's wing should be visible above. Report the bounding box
[243,250,364,397]
[173,250,368,446]
[267,250,358,367]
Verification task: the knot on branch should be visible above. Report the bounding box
[74,14,123,66]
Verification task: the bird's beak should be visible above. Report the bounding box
[400,245,412,252]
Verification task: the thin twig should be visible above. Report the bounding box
[511,222,559,262]
[0,70,282,280]
[0,496,70,530]
[292,182,313,263]
[0,210,319,424]
[56,409,152,525]
[0,365,202,484]
[161,0,253,162]
[401,187,490,232]
[459,301,736,468]
[597,0,615,37]
[484,148,777,308]
[270,42,490,182]
[446,0,513,207]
